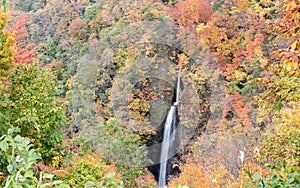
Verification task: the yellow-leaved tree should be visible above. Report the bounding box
[0,11,14,80]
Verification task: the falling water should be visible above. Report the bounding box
[158,71,181,187]
[158,106,176,187]
[175,68,181,104]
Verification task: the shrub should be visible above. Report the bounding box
[242,102,300,187]
[0,127,68,187]
[55,154,123,188]
[0,127,41,186]
[246,163,300,188]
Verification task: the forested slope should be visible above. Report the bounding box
[0,0,299,187]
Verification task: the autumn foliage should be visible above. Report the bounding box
[38,154,123,187]
[169,158,235,188]
[0,11,14,78]
[68,17,88,43]
[170,0,212,29]
[6,14,38,65]
[274,0,300,71]
[0,0,299,187]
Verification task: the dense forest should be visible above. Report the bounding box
[0,0,299,187]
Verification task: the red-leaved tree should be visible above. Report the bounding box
[6,14,39,65]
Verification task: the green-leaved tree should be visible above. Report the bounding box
[0,63,67,161]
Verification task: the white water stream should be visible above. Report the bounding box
[158,72,180,187]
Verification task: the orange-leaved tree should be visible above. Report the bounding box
[170,0,212,30]
[5,14,39,65]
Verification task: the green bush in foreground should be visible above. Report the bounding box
[0,127,68,187]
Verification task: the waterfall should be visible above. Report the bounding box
[175,68,181,104]
[158,71,181,187]
[158,106,176,187]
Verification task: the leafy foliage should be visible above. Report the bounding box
[258,102,300,167]
[0,127,68,188]
[83,118,150,187]
[0,63,66,161]
[0,127,41,186]
[6,14,39,65]
[169,158,234,187]
[255,0,300,111]
[0,12,14,79]
[193,0,276,131]
[55,154,123,188]
[246,163,300,188]
[2,0,299,187]
[275,0,300,71]
[246,3,300,186]
[171,0,212,29]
